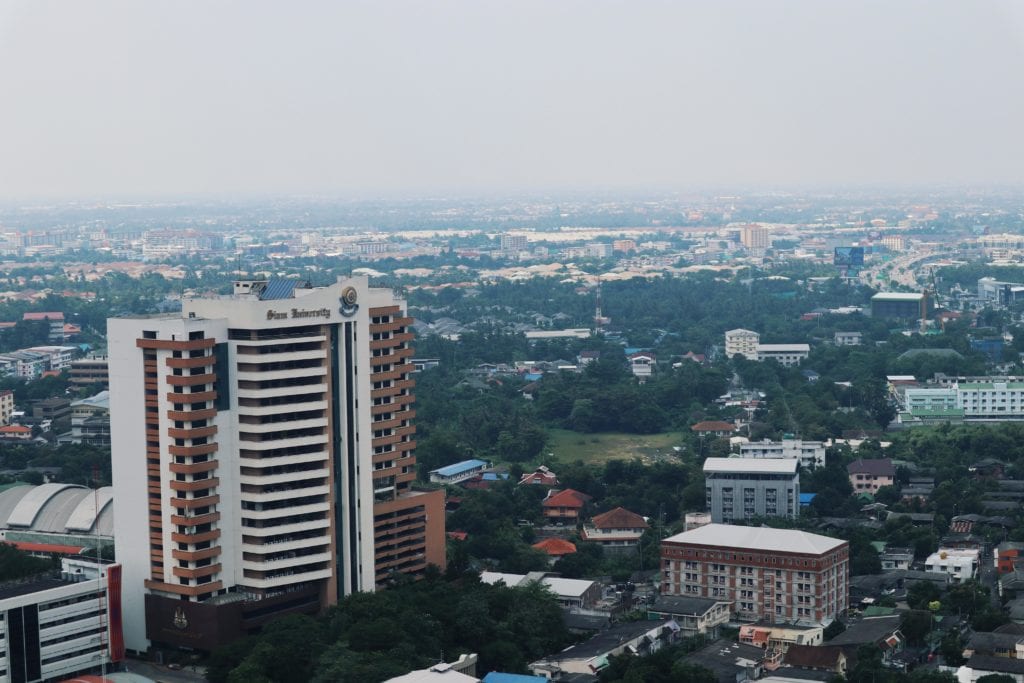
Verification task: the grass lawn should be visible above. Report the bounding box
[543,428,687,466]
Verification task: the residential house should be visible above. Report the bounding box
[998,543,1024,574]
[880,547,914,571]
[834,331,863,346]
[958,656,1024,683]
[529,619,681,679]
[827,615,904,667]
[519,466,558,486]
[847,458,895,495]
[0,424,31,441]
[781,644,848,677]
[691,420,737,438]
[542,489,592,524]
[647,596,731,638]
[532,538,577,565]
[739,623,824,653]
[628,352,655,380]
[581,507,648,549]
[963,631,1024,659]
[684,639,769,683]
[925,548,979,583]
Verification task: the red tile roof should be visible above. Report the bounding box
[0,425,31,433]
[5,540,84,555]
[532,537,577,556]
[590,507,648,530]
[23,311,63,321]
[447,531,468,541]
[542,489,592,509]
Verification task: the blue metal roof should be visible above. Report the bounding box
[482,674,546,683]
[258,279,297,301]
[431,459,488,477]
[799,493,817,505]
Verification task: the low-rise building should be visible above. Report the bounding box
[68,356,109,389]
[834,331,863,346]
[847,458,895,495]
[756,344,810,367]
[703,458,800,523]
[725,329,760,361]
[0,557,124,683]
[880,547,914,571]
[479,572,601,610]
[997,542,1024,574]
[581,507,648,549]
[519,465,558,486]
[541,489,592,524]
[648,596,731,638]
[739,623,824,652]
[529,619,681,679]
[429,459,489,485]
[925,548,979,583]
[628,352,655,379]
[739,439,826,468]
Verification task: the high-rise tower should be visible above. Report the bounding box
[108,277,445,652]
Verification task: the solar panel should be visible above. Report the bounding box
[258,279,297,301]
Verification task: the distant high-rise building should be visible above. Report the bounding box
[109,277,445,652]
[500,233,528,252]
[740,225,771,250]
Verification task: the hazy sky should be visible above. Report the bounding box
[2,1,1024,199]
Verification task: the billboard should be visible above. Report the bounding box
[834,246,865,266]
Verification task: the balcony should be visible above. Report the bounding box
[241,551,332,573]
[165,356,215,369]
[166,373,216,387]
[169,459,218,476]
[236,367,326,384]
[239,566,332,590]
[239,470,329,488]
[240,501,331,520]
[169,476,220,492]
[238,417,328,435]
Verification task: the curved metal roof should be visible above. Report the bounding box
[0,484,114,537]
[8,483,83,528]
[66,488,114,532]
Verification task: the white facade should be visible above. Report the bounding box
[739,439,826,468]
[725,329,760,361]
[957,382,1024,418]
[0,558,123,683]
[925,548,979,583]
[834,331,862,346]
[109,277,434,652]
[756,344,810,367]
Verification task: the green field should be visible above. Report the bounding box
[543,429,687,466]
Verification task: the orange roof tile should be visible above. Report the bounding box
[590,507,648,530]
[542,489,593,509]
[532,537,577,556]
